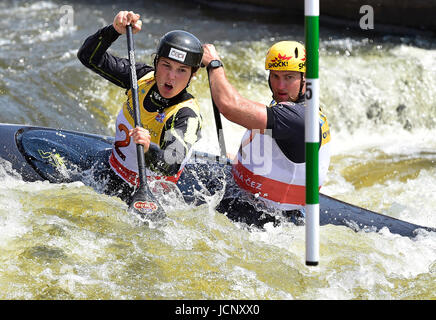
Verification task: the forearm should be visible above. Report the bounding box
[208,68,239,118]
[77,25,131,88]
[208,68,267,130]
[77,25,120,62]
[77,24,154,89]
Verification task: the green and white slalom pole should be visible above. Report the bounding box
[305,0,320,266]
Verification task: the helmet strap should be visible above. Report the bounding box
[298,73,305,100]
[153,55,158,71]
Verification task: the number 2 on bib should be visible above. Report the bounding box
[114,124,130,161]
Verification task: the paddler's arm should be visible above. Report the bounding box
[77,23,152,89]
[202,44,268,130]
[145,108,201,176]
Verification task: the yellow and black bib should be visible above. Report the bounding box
[110,72,201,186]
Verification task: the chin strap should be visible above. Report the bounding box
[298,72,305,100]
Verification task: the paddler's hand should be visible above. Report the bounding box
[130,127,151,152]
[202,44,221,69]
[113,11,142,34]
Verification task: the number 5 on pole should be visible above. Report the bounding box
[305,81,312,100]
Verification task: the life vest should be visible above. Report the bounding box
[231,105,331,211]
[109,71,201,187]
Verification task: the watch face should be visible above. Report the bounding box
[209,60,222,69]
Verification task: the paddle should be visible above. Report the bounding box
[206,69,227,158]
[126,24,165,221]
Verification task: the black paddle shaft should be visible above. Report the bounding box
[207,70,227,157]
[126,24,165,220]
[126,25,147,186]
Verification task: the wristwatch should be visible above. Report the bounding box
[207,60,223,71]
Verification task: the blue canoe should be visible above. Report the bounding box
[0,123,434,238]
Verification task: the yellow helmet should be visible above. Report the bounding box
[265,41,306,72]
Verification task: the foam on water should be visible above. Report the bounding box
[321,125,436,228]
[0,155,435,299]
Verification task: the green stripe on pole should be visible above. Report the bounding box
[305,16,319,79]
[305,142,319,204]
[305,11,319,206]
[305,0,320,266]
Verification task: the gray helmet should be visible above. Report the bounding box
[155,30,203,69]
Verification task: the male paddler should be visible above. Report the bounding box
[202,41,331,226]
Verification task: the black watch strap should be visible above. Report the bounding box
[206,60,223,71]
